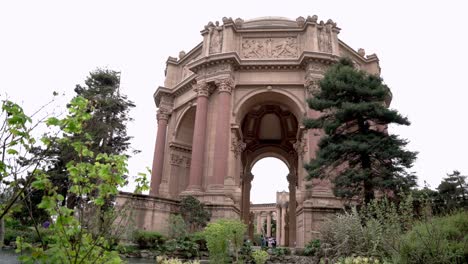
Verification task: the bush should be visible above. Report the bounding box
[204,219,246,263]
[335,256,384,264]
[320,196,414,261]
[303,239,321,256]
[165,237,200,259]
[252,233,262,246]
[271,247,290,256]
[189,231,207,252]
[132,230,166,250]
[252,249,269,264]
[397,211,468,263]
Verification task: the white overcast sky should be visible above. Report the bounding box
[1,0,467,204]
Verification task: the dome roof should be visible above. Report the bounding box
[242,16,298,28]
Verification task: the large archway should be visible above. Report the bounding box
[237,91,303,246]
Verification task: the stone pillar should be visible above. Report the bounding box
[260,211,267,234]
[288,173,297,247]
[150,109,170,195]
[187,82,210,191]
[266,212,272,237]
[280,204,287,246]
[256,213,262,234]
[211,78,233,189]
[242,172,253,225]
[276,207,281,245]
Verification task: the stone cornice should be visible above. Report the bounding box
[153,87,173,107]
[169,141,192,153]
[338,39,379,64]
[188,52,241,74]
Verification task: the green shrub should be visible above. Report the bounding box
[190,231,207,252]
[4,228,34,245]
[271,247,290,256]
[204,219,246,264]
[132,230,166,250]
[165,237,199,259]
[239,239,253,263]
[335,256,384,264]
[252,249,269,264]
[397,211,468,263]
[168,214,187,239]
[303,239,321,256]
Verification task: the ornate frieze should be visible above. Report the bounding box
[241,37,299,59]
[170,153,191,168]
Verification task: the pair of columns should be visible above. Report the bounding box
[256,211,273,237]
[150,78,234,195]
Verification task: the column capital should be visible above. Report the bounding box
[157,108,171,121]
[215,78,234,94]
[194,81,211,97]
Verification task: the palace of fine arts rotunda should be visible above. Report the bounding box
[116,15,382,248]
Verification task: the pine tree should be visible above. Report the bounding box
[437,170,467,210]
[33,69,136,209]
[304,58,417,204]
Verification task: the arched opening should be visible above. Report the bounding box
[237,91,303,247]
[169,106,196,197]
[250,157,288,246]
[251,157,289,204]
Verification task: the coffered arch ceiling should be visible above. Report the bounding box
[242,104,298,160]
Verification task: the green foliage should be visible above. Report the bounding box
[437,170,468,211]
[335,256,385,264]
[15,96,129,263]
[190,231,207,252]
[251,249,269,264]
[180,196,211,232]
[397,211,468,264]
[304,58,417,203]
[133,230,166,250]
[239,239,253,263]
[165,237,200,259]
[204,219,246,264]
[320,195,414,261]
[271,247,291,256]
[303,239,321,256]
[168,214,188,239]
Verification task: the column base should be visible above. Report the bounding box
[180,187,204,197]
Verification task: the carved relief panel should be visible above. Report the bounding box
[241,37,299,59]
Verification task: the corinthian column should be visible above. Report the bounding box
[211,78,234,190]
[187,82,210,191]
[150,109,170,195]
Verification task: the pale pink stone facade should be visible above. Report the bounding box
[140,16,382,247]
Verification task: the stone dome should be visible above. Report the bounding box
[242,16,298,28]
